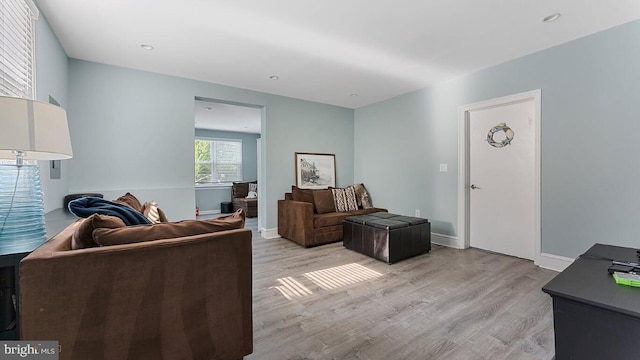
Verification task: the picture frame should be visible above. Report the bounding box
[295,152,336,189]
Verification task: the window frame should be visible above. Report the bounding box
[194,137,243,187]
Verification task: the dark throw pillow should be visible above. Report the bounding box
[232,182,250,198]
[72,213,127,250]
[113,192,144,213]
[313,189,336,214]
[292,186,316,211]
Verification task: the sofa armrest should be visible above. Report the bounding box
[278,199,314,247]
[20,226,253,360]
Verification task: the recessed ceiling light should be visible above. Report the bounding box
[269,75,279,80]
[204,106,213,110]
[350,93,358,97]
[542,13,561,23]
[140,43,154,50]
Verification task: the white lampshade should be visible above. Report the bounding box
[0,96,72,160]
[0,96,73,255]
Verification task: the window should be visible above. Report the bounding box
[195,139,243,184]
[0,0,39,98]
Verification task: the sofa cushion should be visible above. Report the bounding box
[313,212,349,228]
[93,209,246,246]
[292,186,315,208]
[72,214,126,250]
[113,192,144,213]
[313,189,336,214]
[332,187,358,212]
[313,208,386,228]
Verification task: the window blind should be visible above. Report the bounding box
[195,139,243,184]
[0,0,39,99]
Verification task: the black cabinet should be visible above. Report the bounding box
[0,209,76,340]
[0,251,30,340]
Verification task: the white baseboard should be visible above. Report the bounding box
[430,234,573,272]
[261,227,280,239]
[199,209,220,215]
[536,252,574,272]
[431,233,462,249]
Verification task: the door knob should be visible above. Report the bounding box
[471,184,481,189]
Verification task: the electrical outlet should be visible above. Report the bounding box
[415,209,421,217]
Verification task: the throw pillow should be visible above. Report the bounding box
[93,209,246,246]
[332,187,358,212]
[249,183,258,193]
[72,213,127,250]
[232,182,249,198]
[313,189,336,214]
[113,192,144,213]
[292,186,314,203]
[352,183,373,209]
[141,201,163,224]
[291,186,316,212]
[347,185,361,208]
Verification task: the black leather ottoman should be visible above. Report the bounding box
[343,212,431,264]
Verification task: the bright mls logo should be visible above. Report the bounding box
[1,341,58,359]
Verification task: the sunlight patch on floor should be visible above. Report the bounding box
[303,263,383,290]
[271,277,313,300]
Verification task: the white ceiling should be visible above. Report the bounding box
[37,0,640,110]
[194,100,261,134]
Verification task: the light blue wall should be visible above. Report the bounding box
[67,60,354,228]
[194,129,260,213]
[34,12,69,213]
[355,20,640,258]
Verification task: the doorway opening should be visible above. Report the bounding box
[457,90,541,263]
[193,98,263,229]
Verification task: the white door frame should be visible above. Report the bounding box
[457,89,541,264]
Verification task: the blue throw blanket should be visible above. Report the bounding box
[68,197,152,226]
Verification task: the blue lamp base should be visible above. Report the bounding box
[0,164,47,255]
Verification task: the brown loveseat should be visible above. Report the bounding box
[232,181,258,218]
[20,212,253,360]
[278,185,386,247]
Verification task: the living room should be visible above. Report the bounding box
[31,3,640,265]
[2,0,640,358]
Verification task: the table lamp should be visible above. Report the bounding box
[0,95,73,255]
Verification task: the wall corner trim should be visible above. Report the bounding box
[536,252,574,272]
[261,228,281,239]
[431,233,462,249]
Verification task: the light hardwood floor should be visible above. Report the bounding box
[242,217,557,360]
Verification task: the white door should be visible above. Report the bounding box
[469,98,536,259]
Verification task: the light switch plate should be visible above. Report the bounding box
[439,164,448,172]
[50,160,61,179]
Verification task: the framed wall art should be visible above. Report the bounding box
[295,152,336,189]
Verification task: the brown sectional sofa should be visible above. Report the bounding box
[20,208,253,359]
[278,185,386,247]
